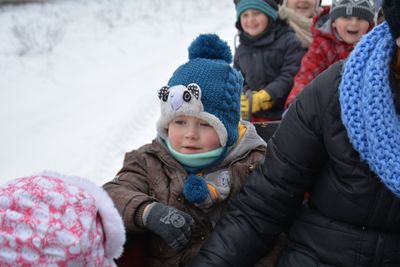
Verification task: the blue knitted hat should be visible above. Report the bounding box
[156,33,243,147]
[236,0,279,21]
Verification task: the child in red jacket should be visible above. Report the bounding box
[285,0,375,108]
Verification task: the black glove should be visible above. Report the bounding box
[143,202,194,250]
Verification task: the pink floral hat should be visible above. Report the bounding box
[0,171,125,266]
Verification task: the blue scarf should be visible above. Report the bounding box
[339,22,400,197]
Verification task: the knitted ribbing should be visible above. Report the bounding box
[339,22,400,197]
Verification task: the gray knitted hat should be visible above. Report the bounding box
[330,0,375,23]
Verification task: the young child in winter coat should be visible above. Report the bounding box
[234,0,305,122]
[233,0,323,48]
[279,0,323,48]
[102,34,267,267]
[0,171,125,267]
[285,0,375,107]
[187,0,400,266]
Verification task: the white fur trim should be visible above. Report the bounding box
[396,37,400,47]
[38,170,126,259]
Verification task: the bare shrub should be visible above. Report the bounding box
[12,15,65,55]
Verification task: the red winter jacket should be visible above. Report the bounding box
[285,7,354,108]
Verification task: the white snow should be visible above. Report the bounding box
[0,0,237,185]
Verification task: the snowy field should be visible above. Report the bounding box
[0,0,237,185]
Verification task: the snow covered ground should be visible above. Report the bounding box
[0,0,237,185]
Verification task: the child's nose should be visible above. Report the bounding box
[185,125,199,139]
[349,17,359,25]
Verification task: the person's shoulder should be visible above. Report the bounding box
[274,21,303,45]
[307,60,344,103]
[125,139,163,157]
[294,61,343,125]
[220,121,267,164]
[274,19,294,35]
[317,60,344,82]
[122,138,182,171]
[235,121,267,150]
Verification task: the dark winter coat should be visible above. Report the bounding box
[103,121,267,267]
[187,61,400,267]
[234,20,305,120]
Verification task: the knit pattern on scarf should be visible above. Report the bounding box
[339,22,400,197]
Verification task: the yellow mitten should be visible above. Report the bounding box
[240,93,250,120]
[252,90,273,112]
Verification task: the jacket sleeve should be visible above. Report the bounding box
[285,35,333,107]
[265,33,305,108]
[234,51,249,90]
[103,148,157,233]
[186,63,343,267]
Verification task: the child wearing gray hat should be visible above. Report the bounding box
[285,0,375,107]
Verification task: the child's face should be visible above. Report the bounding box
[168,115,221,154]
[240,9,269,37]
[332,17,370,45]
[287,0,318,18]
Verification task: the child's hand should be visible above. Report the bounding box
[252,89,273,112]
[143,202,194,251]
[241,90,273,119]
[240,92,251,120]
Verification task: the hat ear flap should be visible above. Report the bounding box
[158,86,170,102]
[187,83,201,100]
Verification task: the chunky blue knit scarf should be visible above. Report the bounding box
[339,22,400,197]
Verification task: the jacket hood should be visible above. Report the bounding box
[221,121,267,166]
[312,6,337,42]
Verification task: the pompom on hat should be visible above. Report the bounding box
[330,0,375,24]
[0,171,125,266]
[156,33,244,147]
[382,0,400,43]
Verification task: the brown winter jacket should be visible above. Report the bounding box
[103,121,267,267]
